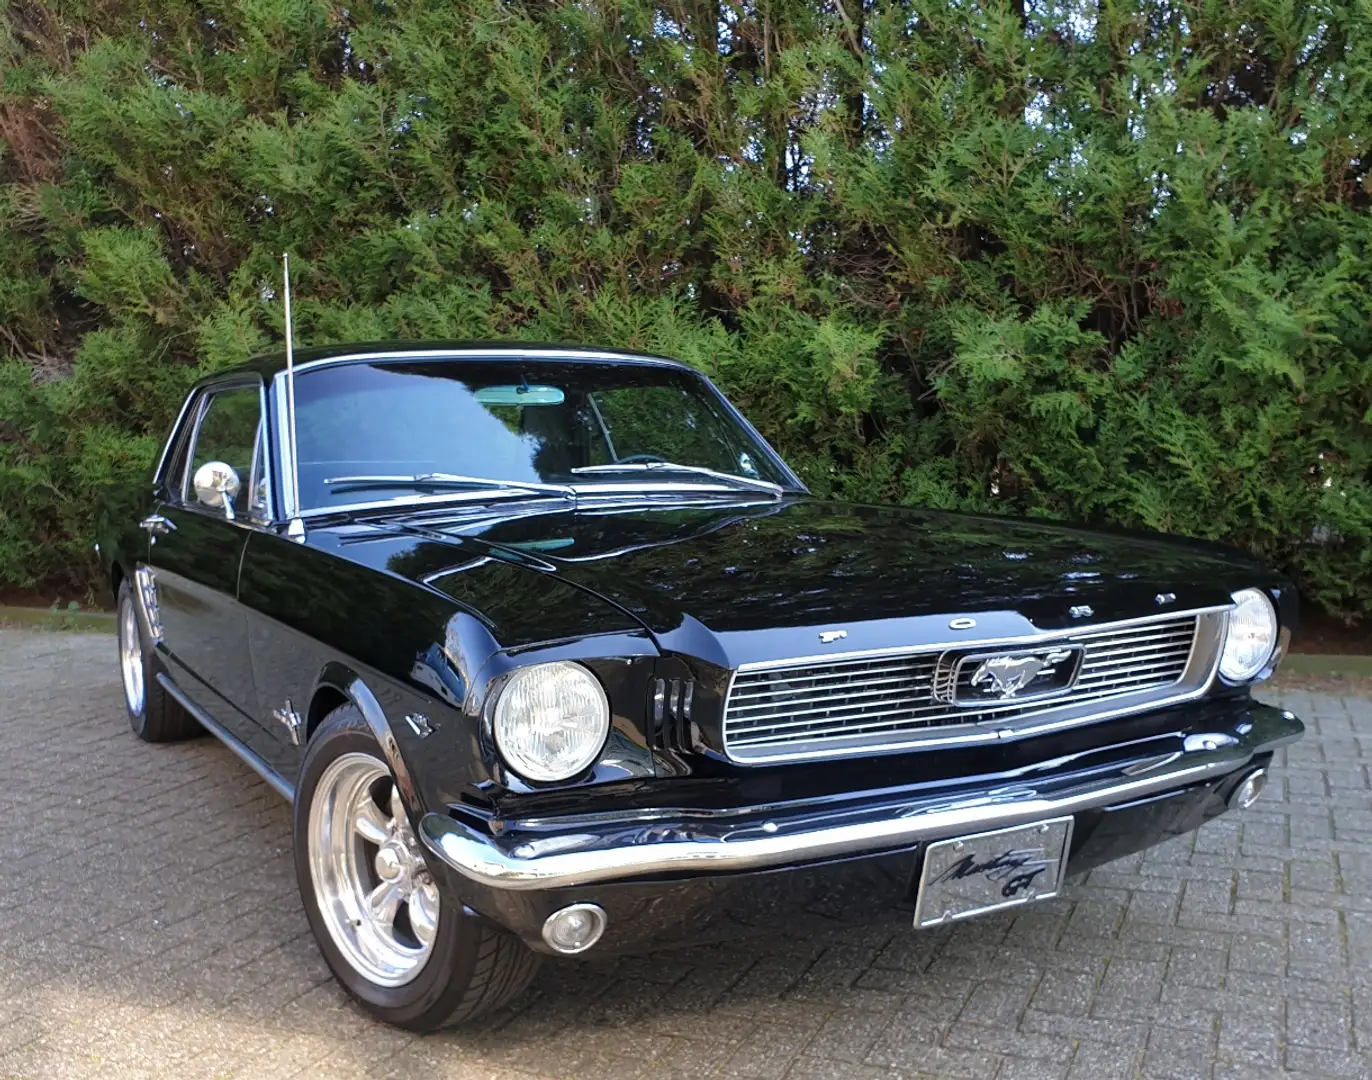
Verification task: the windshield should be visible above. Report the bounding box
[291,358,796,510]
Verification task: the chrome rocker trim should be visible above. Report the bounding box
[419,703,1302,892]
[156,673,296,801]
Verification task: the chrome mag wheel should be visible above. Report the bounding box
[118,593,145,717]
[307,753,440,987]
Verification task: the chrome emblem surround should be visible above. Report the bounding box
[948,617,978,630]
[934,645,1085,706]
[818,630,848,644]
[405,712,434,738]
[134,566,164,644]
[273,698,305,745]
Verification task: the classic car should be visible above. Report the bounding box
[100,342,1303,1030]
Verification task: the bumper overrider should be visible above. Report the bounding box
[418,699,1302,954]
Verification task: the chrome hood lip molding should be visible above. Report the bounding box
[418,703,1302,892]
[728,604,1230,672]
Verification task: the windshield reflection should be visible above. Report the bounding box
[292,358,796,510]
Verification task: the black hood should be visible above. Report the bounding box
[403,496,1277,666]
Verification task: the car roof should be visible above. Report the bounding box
[207,341,696,385]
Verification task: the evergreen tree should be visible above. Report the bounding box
[1,0,1369,617]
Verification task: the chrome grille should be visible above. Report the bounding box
[1071,619,1197,695]
[723,614,1212,763]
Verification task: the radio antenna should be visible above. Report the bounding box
[282,253,305,542]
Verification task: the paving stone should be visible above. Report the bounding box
[1286,996,1354,1050]
[0,628,1366,1079]
[1064,1041,1138,1080]
[1281,1045,1372,1079]
[1141,1023,1218,1079]
[993,1060,1068,1080]
[1027,971,1098,1017]
[802,1008,894,1064]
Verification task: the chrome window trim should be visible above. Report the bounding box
[271,346,808,517]
[720,607,1231,765]
[246,415,274,522]
[271,375,298,518]
[287,346,696,377]
[177,392,215,503]
[170,375,275,525]
[152,393,199,490]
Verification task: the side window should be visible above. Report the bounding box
[183,385,266,519]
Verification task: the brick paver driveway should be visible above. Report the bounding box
[1,628,1369,1079]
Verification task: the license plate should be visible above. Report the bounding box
[913,817,1074,928]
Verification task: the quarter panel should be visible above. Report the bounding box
[96,483,154,600]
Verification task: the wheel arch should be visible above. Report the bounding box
[306,682,350,742]
[307,662,422,816]
[109,550,137,608]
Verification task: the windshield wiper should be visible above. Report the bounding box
[324,473,575,498]
[569,462,783,497]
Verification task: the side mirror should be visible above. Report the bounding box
[193,461,241,520]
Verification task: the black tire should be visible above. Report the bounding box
[293,704,541,1031]
[116,576,200,743]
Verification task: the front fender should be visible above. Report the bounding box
[311,662,426,816]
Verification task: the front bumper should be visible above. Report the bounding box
[420,700,1302,893]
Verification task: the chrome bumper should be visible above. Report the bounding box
[418,704,1302,892]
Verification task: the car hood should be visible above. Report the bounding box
[413,496,1276,669]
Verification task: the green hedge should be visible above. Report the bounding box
[2,0,1370,617]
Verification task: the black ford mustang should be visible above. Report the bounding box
[99,342,1302,1030]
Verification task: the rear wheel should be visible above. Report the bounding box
[294,704,540,1030]
[116,576,199,742]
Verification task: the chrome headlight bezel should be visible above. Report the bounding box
[1218,588,1280,684]
[492,661,611,783]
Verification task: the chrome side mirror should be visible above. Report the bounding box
[192,461,241,520]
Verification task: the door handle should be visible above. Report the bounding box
[140,514,176,536]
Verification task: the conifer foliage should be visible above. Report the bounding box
[1,0,1369,616]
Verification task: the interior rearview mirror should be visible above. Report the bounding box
[473,385,565,406]
[193,461,241,520]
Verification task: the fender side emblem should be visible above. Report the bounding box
[405,712,434,738]
[273,699,304,746]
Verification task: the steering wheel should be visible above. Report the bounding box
[615,453,668,464]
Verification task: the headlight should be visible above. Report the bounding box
[493,662,610,782]
[1219,589,1278,682]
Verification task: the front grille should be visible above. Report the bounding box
[722,614,1210,762]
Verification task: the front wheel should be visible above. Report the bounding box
[293,704,540,1030]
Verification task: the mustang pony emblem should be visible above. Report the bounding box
[818,629,848,644]
[969,649,1075,700]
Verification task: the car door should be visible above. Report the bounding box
[146,378,269,746]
